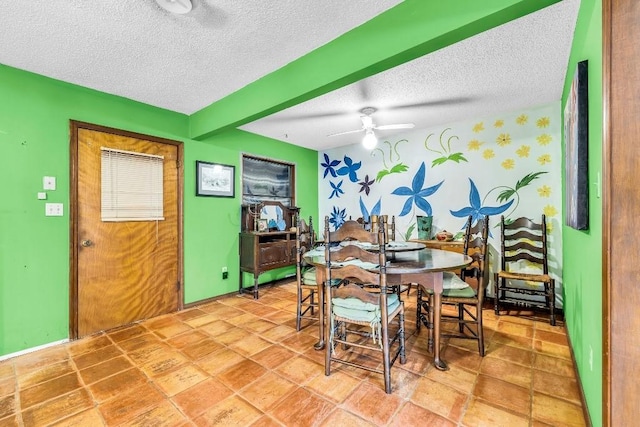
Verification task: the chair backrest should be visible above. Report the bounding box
[462,215,490,289]
[499,215,549,274]
[295,215,315,275]
[323,216,388,295]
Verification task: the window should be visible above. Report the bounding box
[101,148,164,221]
[242,155,294,206]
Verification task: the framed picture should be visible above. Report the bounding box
[196,161,235,197]
[257,219,268,232]
[564,60,589,230]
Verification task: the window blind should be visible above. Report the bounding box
[101,148,164,221]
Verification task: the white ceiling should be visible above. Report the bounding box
[0,0,579,151]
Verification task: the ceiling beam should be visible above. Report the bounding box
[189,0,561,141]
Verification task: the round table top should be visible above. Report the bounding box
[303,246,472,274]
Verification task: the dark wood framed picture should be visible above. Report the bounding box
[196,161,235,197]
[564,60,589,230]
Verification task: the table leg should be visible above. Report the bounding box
[431,272,448,371]
[314,269,326,350]
[253,274,259,299]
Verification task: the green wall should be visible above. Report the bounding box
[0,64,318,356]
[560,0,602,424]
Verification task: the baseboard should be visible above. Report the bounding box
[0,339,69,362]
[184,276,296,309]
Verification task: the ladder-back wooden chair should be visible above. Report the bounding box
[295,215,318,331]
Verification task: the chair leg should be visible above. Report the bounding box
[399,309,406,364]
[494,273,501,316]
[427,293,435,353]
[458,303,464,334]
[381,320,392,394]
[296,290,302,331]
[549,279,556,326]
[416,287,423,332]
[477,302,485,356]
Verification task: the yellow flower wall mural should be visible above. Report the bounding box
[537,185,551,197]
[483,149,495,159]
[537,134,552,145]
[516,145,531,158]
[472,122,485,133]
[537,116,551,128]
[544,205,558,217]
[516,114,529,125]
[468,139,483,150]
[494,119,504,128]
[496,133,512,146]
[502,159,515,169]
[537,154,551,165]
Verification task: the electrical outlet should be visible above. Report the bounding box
[45,203,63,216]
[43,176,56,190]
[222,266,228,279]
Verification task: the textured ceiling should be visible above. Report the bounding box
[0,0,579,151]
[242,0,580,150]
[0,0,401,114]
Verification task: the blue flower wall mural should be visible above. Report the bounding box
[336,155,361,183]
[329,180,344,199]
[358,175,375,195]
[359,196,381,223]
[329,206,347,230]
[391,162,443,217]
[449,178,514,226]
[321,154,340,179]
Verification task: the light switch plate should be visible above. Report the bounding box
[37,192,47,200]
[43,176,56,190]
[45,203,63,216]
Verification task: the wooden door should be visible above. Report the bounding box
[70,122,183,338]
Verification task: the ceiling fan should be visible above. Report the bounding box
[327,107,415,149]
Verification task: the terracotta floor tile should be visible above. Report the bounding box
[17,359,75,389]
[480,356,532,388]
[13,346,69,375]
[172,378,232,419]
[389,401,456,427]
[0,395,16,420]
[270,387,334,427]
[274,355,322,385]
[532,392,586,426]
[49,408,104,426]
[116,332,162,353]
[72,345,122,370]
[462,397,530,427]
[179,338,224,361]
[0,378,15,400]
[98,383,165,425]
[216,359,267,391]
[66,334,112,358]
[166,330,210,349]
[78,355,133,385]
[20,372,82,410]
[153,363,208,396]
[306,370,361,403]
[238,371,296,411]
[229,334,273,357]
[487,342,534,367]
[3,279,585,426]
[319,408,373,426]
[411,376,467,422]
[250,345,296,370]
[426,364,477,394]
[534,353,575,377]
[533,369,581,404]
[125,400,188,426]
[342,381,403,426]
[196,348,245,376]
[107,324,148,343]
[473,374,530,416]
[21,388,93,427]
[88,368,148,403]
[194,395,262,426]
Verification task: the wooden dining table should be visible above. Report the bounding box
[303,244,472,371]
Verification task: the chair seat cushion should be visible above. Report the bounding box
[302,267,318,285]
[425,272,475,298]
[332,293,400,323]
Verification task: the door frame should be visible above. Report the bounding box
[69,120,184,340]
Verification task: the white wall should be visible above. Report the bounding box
[318,102,563,306]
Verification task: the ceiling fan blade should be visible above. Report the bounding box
[327,128,364,137]
[374,123,415,130]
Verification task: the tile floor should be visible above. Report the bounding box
[0,281,586,426]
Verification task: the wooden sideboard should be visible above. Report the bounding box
[239,201,299,299]
[409,239,465,254]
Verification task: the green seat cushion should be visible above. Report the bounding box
[302,267,318,285]
[425,272,475,298]
[332,293,400,322]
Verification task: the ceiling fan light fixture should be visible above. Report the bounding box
[362,130,378,150]
[155,0,192,14]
